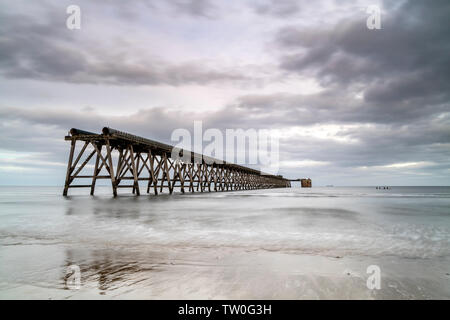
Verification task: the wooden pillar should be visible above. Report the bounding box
[179,162,186,194]
[90,144,101,195]
[196,163,202,192]
[133,150,141,194]
[63,138,76,196]
[105,139,117,197]
[148,150,159,195]
[160,153,171,194]
[129,145,140,196]
[189,163,195,192]
[205,164,211,192]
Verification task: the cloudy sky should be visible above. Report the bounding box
[0,0,449,186]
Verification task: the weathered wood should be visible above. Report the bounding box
[70,150,96,181]
[148,150,159,195]
[129,145,140,196]
[63,139,76,196]
[70,141,89,174]
[68,184,93,188]
[105,139,117,197]
[90,144,101,195]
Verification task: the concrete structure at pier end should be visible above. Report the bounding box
[300,178,312,188]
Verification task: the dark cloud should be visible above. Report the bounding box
[236,87,450,126]
[235,90,361,125]
[171,0,216,18]
[264,0,450,126]
[276,0,450,104]
[253,0,302,17]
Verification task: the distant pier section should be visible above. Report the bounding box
[63,127,296,197]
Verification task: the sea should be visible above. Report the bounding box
[0,186,449,299]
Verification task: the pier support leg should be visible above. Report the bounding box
[90,144,101,196]
[129,145,140,196]
[148,150,159,195]
[105,139,117,197]
[63,139,76,196]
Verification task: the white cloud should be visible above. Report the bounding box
[281,125,362,144]
[358,161,435,170]
[280,160,330,168]
[381,162,435,169]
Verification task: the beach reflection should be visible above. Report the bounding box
[62,247,170,297]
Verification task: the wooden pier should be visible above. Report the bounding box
[63,127,293,197]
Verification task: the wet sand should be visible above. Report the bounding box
[1,243,449,299]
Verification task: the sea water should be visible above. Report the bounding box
[0,186,449,299]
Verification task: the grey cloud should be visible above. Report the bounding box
[171,0,216,18]
[272,0,450,125]
[0,106,193,175]
[0,7,247,86]
[277,0,450,91]
[2,103,449,170]
[235,87,450,144]
[236,90,376,125]
[253,0,302,17]
[279,122,450,172]
[133,0,217,18]
[0,107,187,149]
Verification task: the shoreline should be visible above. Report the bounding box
[1,243,449,299]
